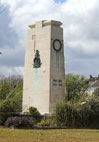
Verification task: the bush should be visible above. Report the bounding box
[37,120,51,127]
[53,99,99,128]
[0,98,22,125]
[74,104,91,127]
[53,102,77,127]
[5,117,33,129]
[0,112,12,125]
[87,97,99,128]
[27,107,41,122]
[0,79,23,126]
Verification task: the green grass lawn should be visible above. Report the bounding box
[0,128,99,142]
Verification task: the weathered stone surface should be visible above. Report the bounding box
[23,20,65,114]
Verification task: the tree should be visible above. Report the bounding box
[0,80,23,125]
[93,88,99,98]
[0,81,13,100]
[0,81,23,112]
[66,73,89,101]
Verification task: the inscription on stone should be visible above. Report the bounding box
[53,79,62,86]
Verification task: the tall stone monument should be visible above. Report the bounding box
[23,20,65,114]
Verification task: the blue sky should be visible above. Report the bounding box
[0,0,99,77]
[55,0,66,3]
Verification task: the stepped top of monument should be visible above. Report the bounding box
[28,20,62,29]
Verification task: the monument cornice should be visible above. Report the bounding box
[28,20,62,29]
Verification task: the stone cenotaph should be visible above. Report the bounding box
[23,20,65,114]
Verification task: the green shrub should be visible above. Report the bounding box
[53,102,77,127]
[5,117,33,129]
[87,97,99,128]
[37,120,51,127]
[27,106,41,122]
[53,99,99,128]
[0,80,23,126]
[75,104,91,127]
[0,112,11,125]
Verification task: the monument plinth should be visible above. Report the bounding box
[23,20,65,114]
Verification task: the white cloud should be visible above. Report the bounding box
[1,0,99,76]
[6,0,99,49]
[0,66,23,76]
